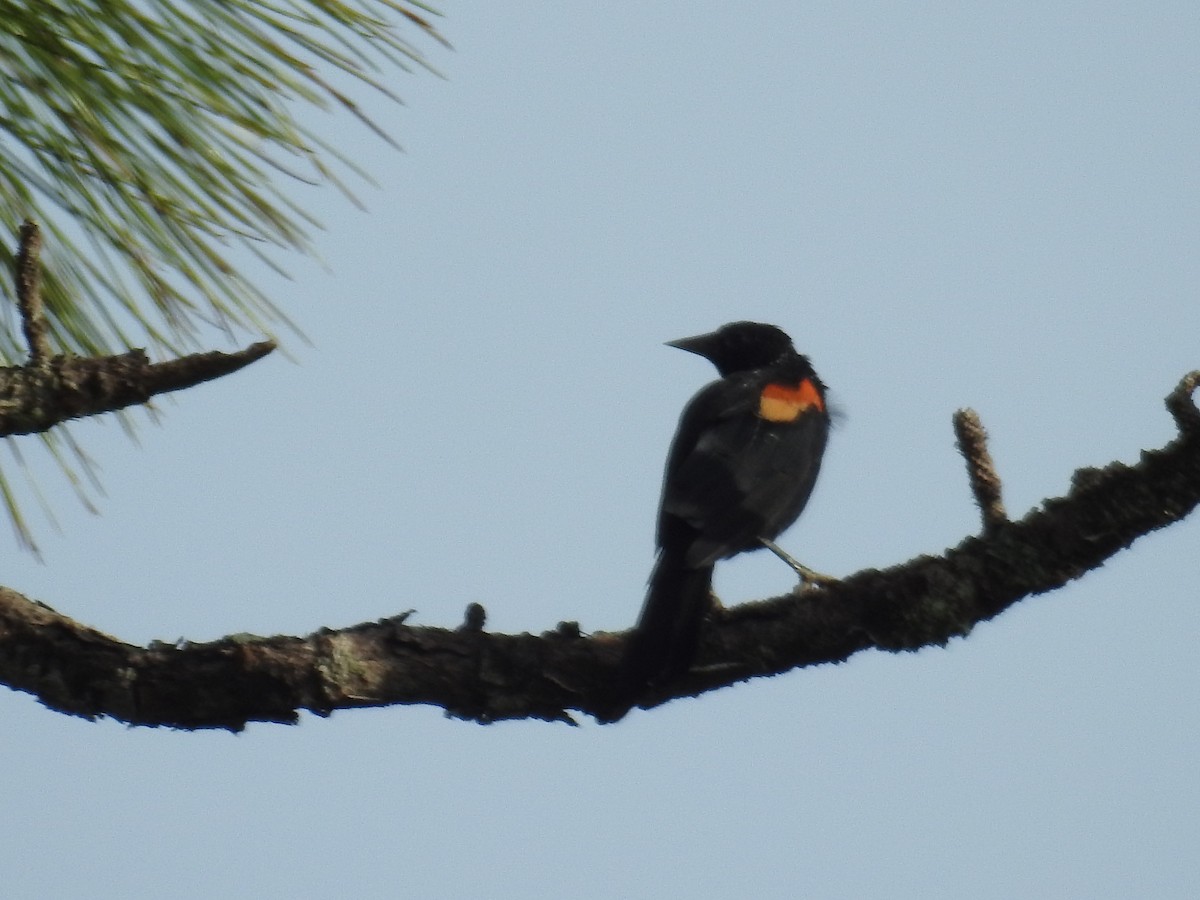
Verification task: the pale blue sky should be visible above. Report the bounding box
[3,3,1199,898]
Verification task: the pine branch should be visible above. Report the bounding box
[0,221,276,550]
[0,2,446,546]
[0,341,275,438]
[2,220,276,437]
[0,0,446,361]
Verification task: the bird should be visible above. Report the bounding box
[619,321,831,698]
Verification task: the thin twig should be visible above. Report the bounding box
[1166,371,1200,433]
[14,220,51,367]
[953,408,1007,534]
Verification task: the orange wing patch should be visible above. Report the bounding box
[758,379,825,422]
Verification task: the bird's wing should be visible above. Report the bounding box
[659,375,827,565]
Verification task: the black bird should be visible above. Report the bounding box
[620,321,830,696]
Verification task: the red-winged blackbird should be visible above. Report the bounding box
[620,321,830,695]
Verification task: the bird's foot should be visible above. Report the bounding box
[759,538,839,589]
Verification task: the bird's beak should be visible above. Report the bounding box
[665,332,717,357]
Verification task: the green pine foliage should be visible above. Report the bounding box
[0,0,444,550]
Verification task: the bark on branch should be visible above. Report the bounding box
[1,372,1197,729]
[0,343,277,438]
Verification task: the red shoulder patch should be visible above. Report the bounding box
[758,379,825,422]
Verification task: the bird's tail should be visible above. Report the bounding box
[619,540,715,699]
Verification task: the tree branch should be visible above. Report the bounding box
[0,341,276,438]
[13,219,51,366]
[3,218,276,438]
[953,407,1007,534]
[1,372,1197,729]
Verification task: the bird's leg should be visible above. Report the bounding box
[759,538,839,588]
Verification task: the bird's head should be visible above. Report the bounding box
[666,321,796,376]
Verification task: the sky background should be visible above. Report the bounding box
[3,2,1199,897]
